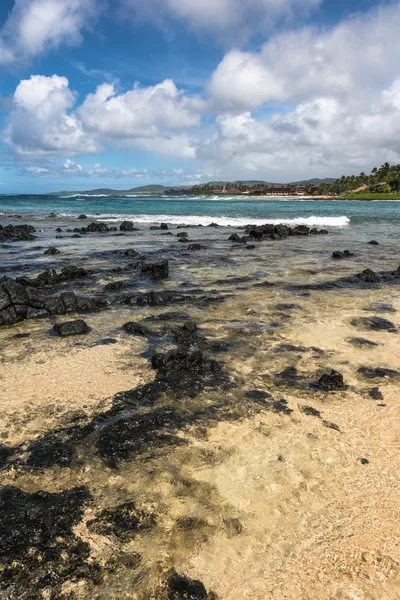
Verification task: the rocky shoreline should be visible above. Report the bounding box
[1,216,400,599]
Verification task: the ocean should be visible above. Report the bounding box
[1,194,400,230]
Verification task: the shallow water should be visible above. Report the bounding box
[0,204,400,599]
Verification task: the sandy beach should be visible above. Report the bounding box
[0,214,399,600]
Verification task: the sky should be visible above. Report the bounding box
[0,0,399,193]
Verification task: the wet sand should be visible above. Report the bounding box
[0,217,399,599]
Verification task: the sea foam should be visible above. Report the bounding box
[63,213,350,228]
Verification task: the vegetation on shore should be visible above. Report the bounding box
[341,193,400,200]
[166,163,400,198]
[322,162,400,196]
[50,163,400,199]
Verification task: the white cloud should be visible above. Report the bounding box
[209,2,400,110]
[77,80,203,138]
[0,0,98,65]
[4,74,101,156]
[4,75,202,158]
[196,83,400,179]
[122,0,321,42]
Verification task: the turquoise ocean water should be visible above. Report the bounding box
[0,194,400,234]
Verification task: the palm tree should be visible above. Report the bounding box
[377,162,392,181]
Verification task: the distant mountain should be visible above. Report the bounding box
[289,178,336,184]
[50,184,168,196]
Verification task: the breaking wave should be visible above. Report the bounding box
[58,213,350,228]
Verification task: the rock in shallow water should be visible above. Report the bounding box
[0,485,100,597]
[166,569,209,600]
[120,220,135,231]
[357,366,399,379]
[347,337,379,348]
[316,370,345,390]
[140,259,169,280]
[351,315,397,332]
[87,501,156,541]
[123,321,156,336]
[0,224,36,241]
[332,250,353,259]
[53,319,90,337]
[44,247,60,255]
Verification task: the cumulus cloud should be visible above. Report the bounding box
[209,2,400,110]
[77,79,203,138]
[122,0,321,42]
[4,74,101,156]
[0,0,98,65]
[197,81,400,179]
[4,74,202,158]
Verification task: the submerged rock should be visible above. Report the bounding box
[17,265,89,287]
[363,302,396,313]
[316,370,345,390]
[44,247,60,255]
[0,444,13,467]
[228,233,247,243]
[125,248,139,256]
[347,337,379,348]
[358,268,381,283]
[53,319,90,337]
[351,315,397,332]
[87,501,156,541]
[123,321,156,337]
[165,569,209,600]
[357,366,399,379]
[332,250,353,259]
[0,485,99,598]
[366,387,383,400]
[140,259,169,280]
[302,405,321,417]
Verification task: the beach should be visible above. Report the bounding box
[0,196,400,599]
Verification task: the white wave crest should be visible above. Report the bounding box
[57,213,349,227]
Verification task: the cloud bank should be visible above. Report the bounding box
[2,1,400,181]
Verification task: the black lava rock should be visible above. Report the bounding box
[87,501,156,541]
[357,366,399,379]
[53,319,90,337]
[166,569,208,600]
[125,248,139,256]
[316,370,345,390]
[123,321,153,336]
[44,247,60,255]
[78,214,87,219]
[347,337,379,348]
[86,222,109,233]
[0,444,13,467]
[0,485,99,597]
[367,387,383,400]
[332,250,353,259]
[140,259,169,280]
[351,315,397,332]
[0,224,36,242]
[367,240,379,245]
[120,221,135,231]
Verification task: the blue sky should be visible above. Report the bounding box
[0,0,399,193]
